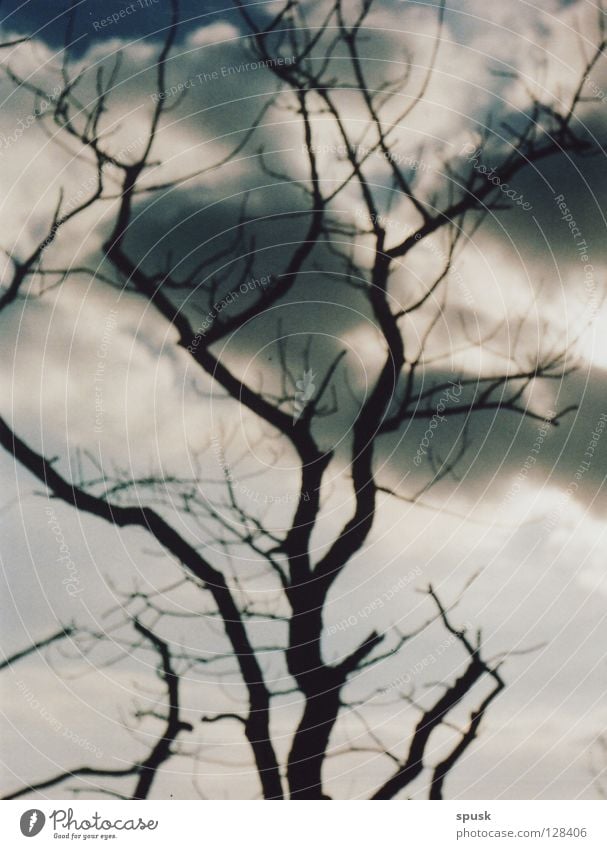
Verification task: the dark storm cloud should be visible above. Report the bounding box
[140,174,607,522]
[462,115,607,288]
[9,0,605,520]
[1,0,606,803]
[376,362,607,518]
[0,0,243,54]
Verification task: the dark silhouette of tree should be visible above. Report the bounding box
[0,0,604,799]
[4,619,193,800]
[0,626,73,671]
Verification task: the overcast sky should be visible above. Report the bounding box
[1,0,606,800]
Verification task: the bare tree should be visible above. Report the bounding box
[0,0,604,799]
[4,618,193,800]
[0,626,73,671]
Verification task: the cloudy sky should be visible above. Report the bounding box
[1,0,606,800]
